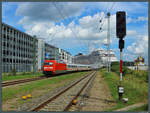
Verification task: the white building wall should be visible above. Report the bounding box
[38,39,45,70]
[58,48,72,64]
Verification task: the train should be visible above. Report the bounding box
[43,59,91,76]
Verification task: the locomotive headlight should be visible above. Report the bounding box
[49,67,53,69]
[49,62,53,65]
[44,67,47,69]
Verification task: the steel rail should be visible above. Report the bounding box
[64,71,97,111]
[31,71,95,111]
[2,76,46,87]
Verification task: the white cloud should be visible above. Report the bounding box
[127,30,137,36]
[16,2,83,24]
[17,9,141,53]
[137,16,148,21]
[9,2,147,59]
[83,2,147,15]
[127,16,148,23]
[79,12,105,29]
[127,35,148,55]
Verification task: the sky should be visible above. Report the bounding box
[2,2,148,64]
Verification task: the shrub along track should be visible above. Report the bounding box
[18,71,97,111]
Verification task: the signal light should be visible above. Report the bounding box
[116,11,126,38]
[119,39,124,50]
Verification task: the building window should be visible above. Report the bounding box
[10,51,12,55]
[7,29,9,33]
[14,38,16,42]
[10,30,12,34]
[7,43,9,48]
[7,36,9,40]
[3,42,6,47]
[3,50,6,55]
[4,27,6,32]
[7,58,9,63]
[7,51,9,55]
[10,59,12,63]
[3,58,6,62]
[3,34,6,38]
[13,45,15,49]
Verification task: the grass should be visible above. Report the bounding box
[2,72,44,82]
[2,71,89,102]
[100,68,148,111]
[128,104,148,111]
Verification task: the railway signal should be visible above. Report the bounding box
[116,11,126,101]
[116,11,126,39]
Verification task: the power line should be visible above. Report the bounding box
[98,2,116,33]
[95,12,104,32]
[52,2,91,55]
[108,2,116,13]
[52,2,78,39]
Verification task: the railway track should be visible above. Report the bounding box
[29,71,97,111]
[68,70,96,111]
[2,70,92,87]
[2,76,46,87]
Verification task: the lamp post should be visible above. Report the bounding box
[107,12,111,73]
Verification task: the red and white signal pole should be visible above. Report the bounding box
[116,11,126,100]
[120,51,123,82]
[119,48,124,100]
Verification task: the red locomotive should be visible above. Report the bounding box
[43,59,91,76]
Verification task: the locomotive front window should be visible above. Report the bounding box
[44,62,53,65]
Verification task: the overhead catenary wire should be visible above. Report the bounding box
[95,12,105,32]
[63,9,93,54]
[101,2,112,27]
[52,2,91,55]
[52,2,78,39]
[108,2,116,13]
[4,1,118,56]
[99,2,116,32]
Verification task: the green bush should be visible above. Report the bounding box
[111,62,137,76]
[111,62,120,74]
[110,62,148,83]
[22,72,27,75]
[12,68,16,76]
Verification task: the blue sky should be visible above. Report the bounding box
[2,2,148,64]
